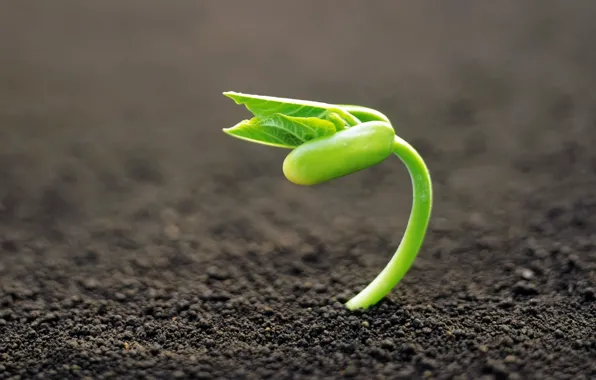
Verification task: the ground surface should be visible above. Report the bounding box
[1,1,595,379]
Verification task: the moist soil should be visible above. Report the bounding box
[1,2,595,379]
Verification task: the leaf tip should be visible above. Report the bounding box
[223,91,244,102]
[222,126,238,136]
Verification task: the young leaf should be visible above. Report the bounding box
[224,91,332,119]
[223,113,336,149]
[327,112,349,131]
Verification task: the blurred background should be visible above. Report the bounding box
[1,0,595,230]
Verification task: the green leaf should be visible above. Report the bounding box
[223,91,337,119]
[327,112,350,131]
[223,113,336,149]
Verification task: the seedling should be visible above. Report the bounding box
[222,92,433,310]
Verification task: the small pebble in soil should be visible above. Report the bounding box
[517,268,534,280]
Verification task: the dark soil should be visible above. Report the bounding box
[1,2,595,379]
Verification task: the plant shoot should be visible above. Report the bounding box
[223,91,433,310]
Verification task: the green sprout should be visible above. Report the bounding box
[222,91,433,310]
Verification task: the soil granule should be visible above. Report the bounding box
[1,2,595,379]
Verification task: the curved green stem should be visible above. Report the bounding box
[345,135,433,310]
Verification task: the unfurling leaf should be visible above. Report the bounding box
[223,113,336,148]
[224,91,332,119]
